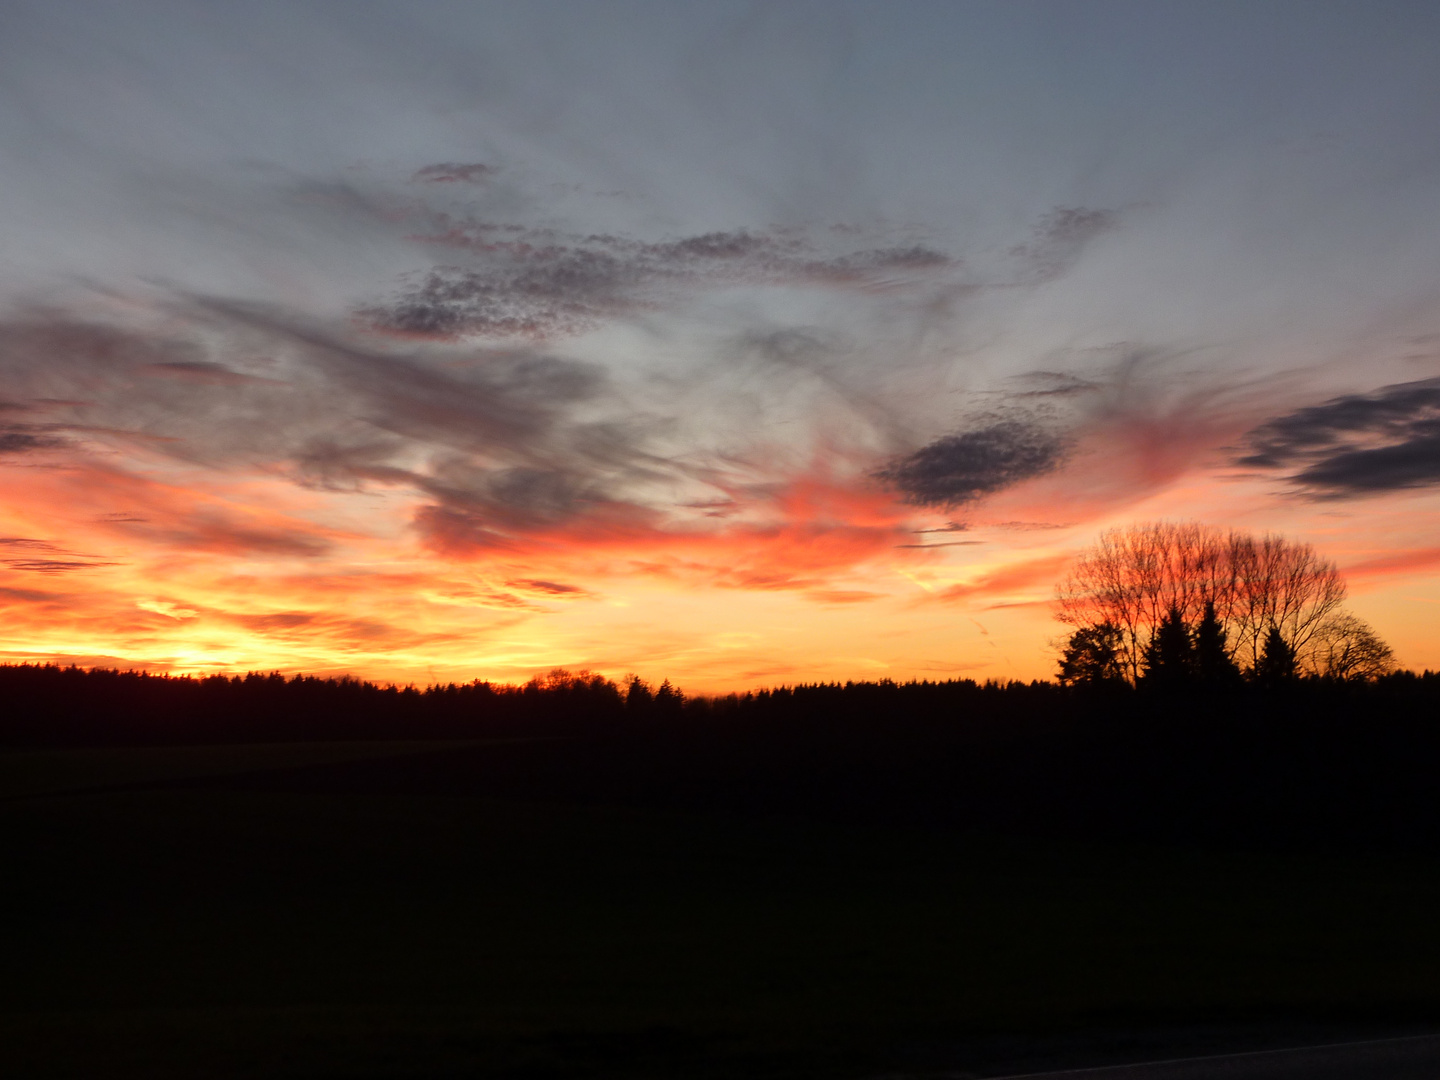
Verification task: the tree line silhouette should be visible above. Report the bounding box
[5,662,1440,850]
[2,655,1433,746]
[0,664,688,745]
[3,520,1438,851]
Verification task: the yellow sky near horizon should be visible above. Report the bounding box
[4,433,1437,694]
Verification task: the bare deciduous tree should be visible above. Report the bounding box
[1310,613,1396,681]
[1226,532,1347,674]
[1056,522,1354,682]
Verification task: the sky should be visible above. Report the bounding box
[1,0,1439,691]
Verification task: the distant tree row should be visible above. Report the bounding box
[0,664,684,745]
[2,657,1438,748]
[1056,522,1394,688]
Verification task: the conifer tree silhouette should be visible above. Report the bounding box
[1254,625,1299,689]
[1193,600,1242,691]
[625,675,655,715]
[1141,606,1194,692]
[655,679,684,717]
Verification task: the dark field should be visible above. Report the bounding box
[4,738,1440,1078]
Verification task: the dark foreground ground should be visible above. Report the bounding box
[4,738,1440,1078]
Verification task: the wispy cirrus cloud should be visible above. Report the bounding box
[363,223,953,339]
[0,298,921,594]
[932,553,1074,605]
[3,2,1439,688]
[0,295,887,610]
[1342,545,1440,581]
[0,537,116,574]
[136,361,285,386]
[1008,206,1117,284]
[113,511,333,558]
[0,304,667,548]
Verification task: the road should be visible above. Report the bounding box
[992,1033,1440,1079]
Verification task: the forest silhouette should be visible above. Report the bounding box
[3,521,1436,852]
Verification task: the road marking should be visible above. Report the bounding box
[989,1031,1440,1078]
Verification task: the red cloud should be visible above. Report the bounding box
[413,466,917,594]
[933,554,1073,605]
[1344,546,1440,581]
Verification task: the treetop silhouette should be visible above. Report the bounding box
[1056,521,1390,686]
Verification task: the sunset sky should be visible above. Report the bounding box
[2,1,1439,690]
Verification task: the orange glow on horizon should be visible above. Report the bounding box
[4,428,1439,694]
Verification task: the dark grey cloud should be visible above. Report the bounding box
[0,303,671,549]
[875,420,1066,508]
[412,162,493,184]
[505,579,587,596]
[1,307,611,465]
[425,465,597,530]
[361,205,1081,344]
[363,225,952,339]
[0,429,65,454]
[0,585,62,602]
[4,560,109,573]
[411,460,658,552]
[0,201,1105,560]
[0,537,115,573]
[371,250,643,338]
[1035,207,1115,247]
[1007,370,1103,397]
[1239,378,1440,496]
[113,514,332,557]
[1009,206,1116,284]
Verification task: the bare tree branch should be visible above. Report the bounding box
[1056,522,1351,681]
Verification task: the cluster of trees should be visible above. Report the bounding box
[1056,522,1394,689]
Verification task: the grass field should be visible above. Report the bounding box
[3,739,1439,1077]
